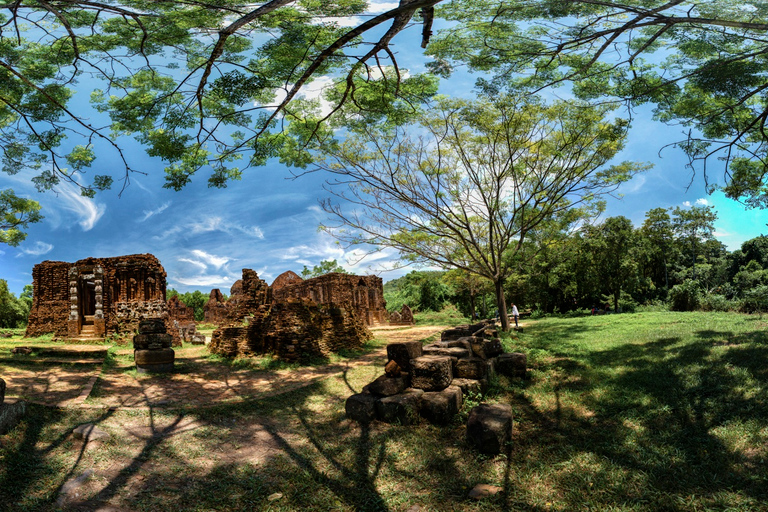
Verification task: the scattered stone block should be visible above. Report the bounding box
[138,318,166,334]
[189,333,206,345]
[470,338,503,359]
[134,348,175,373]
[11,346,32,355]
[451,378,487,396]
[455,357,489,380]
[410,355,453,391]
[384,359,401,377]
[365,373,409,397]
[73,423,110,442]
[468,484,503,500]
[132,333,173,350]
[422,346,471,360]
[466,403,513,455]
[345,393,379,424]
[420,385,463,425]
[0,400,27,435]
[442,339,472,351]
[386,341,423,371]
[496,352,527,378]
[375,388,423,425]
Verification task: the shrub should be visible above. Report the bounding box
[669,280,701,311]
[699,294,736,312]
[739,285,768,313]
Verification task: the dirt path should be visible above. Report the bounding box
[1,325,447,409]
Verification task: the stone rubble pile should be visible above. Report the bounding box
[345,320,527,434]
[133,318,175,373]
[0,377,27,435]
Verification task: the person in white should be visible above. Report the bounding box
[511,303,519,328]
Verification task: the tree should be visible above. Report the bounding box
[428,1,768,206]
[0,189,43,246]
[317,94,645,330]
[640,207,676,293]
[0,0,441,197]
[300,259,348,278]
[587,216,639,312]
[167,288,207,321]
[672,205,718,280]
[0,279,28,328]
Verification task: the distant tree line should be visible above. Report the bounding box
[384,205,768,317]
[167,289,227,322]
[0,281,32,328]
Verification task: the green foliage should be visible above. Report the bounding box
[669,280,702,312]
[0,279,29,327]
[300,259,348,278]
[427,0,768,206]
[413,303,469,325]
[700,294,737,312]
[0,189,43,246]
[739,285,768,314]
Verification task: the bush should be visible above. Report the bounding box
[415,303,469,325]
[700,294,736,312]
[669,280,701,311]
[739,285,768,313]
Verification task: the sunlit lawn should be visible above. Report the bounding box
[1,312,766,511]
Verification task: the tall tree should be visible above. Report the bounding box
[316,95,644,330]
[672,205,718,280]
[428,0,768,206]
[640,207,676,292]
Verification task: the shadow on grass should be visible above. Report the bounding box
[509,321,768,510]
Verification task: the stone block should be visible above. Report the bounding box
[365,373,409,397]
[134,348,175,373]
[386,341,423,371]
[442,339,472,351]
[470,338,503,359]
[410,355,453,391]
[451,378,487,396]
[384,359,401,377]
[345,393,379,424]
[133,333,173,350]
[455,357,489,380]
[189,333,206,345]
[375,389,423,425]
[138,318,166,334]
[496,352,527,378]
[441,326,471,341]
[423,346,471,360]
[420,385,463,425]
[466,403,513,455]
[73,423,110,442]
[0,401,27,435]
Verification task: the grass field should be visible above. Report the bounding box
[1,311,767,511]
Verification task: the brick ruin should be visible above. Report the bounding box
[207,269,388,361]
[271,271,389,326]
[25,254,167,339]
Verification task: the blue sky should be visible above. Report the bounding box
[2,3,768,297]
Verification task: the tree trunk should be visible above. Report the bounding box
[469,292,476,320]
[495,278,509,331]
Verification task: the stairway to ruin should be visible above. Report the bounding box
[77,315,104,341]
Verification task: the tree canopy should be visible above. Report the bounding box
[3,0,768,206]
[317,94,645,329]
[428,0,768,206]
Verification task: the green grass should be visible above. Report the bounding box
[1,312,767,511]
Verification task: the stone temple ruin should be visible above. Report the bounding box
[207,270,389,362]
[25,254,167,340]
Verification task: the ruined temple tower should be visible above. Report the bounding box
[25,254,167,340]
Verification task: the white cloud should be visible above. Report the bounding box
[140,201,171,222]
[177,258,208,272]
[158,215,264,241]
[173,274,239,287]
[18,241,54,256]
[695,198,710,206]
[190,249,230,269]
[369,1,399,13]
[682,201,692,207]
[56,183,106,231]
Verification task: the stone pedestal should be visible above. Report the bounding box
[133,319,174,373]
[467,403,513,455]
[410,355,453,391]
